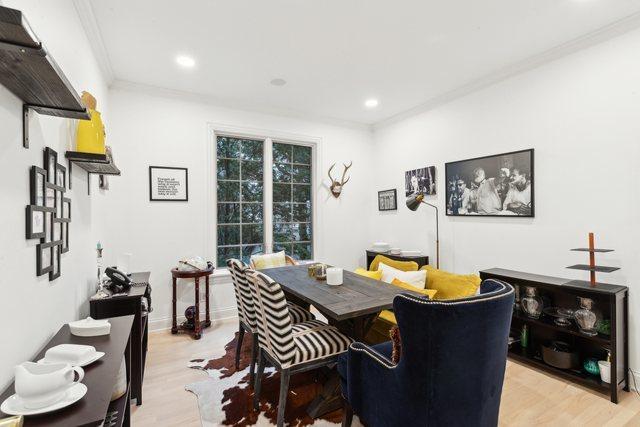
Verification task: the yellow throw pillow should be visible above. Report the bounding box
[369,255,419,272]
[354,268,383,280]
[420,265,481,300]
[251,251,286,269]
[378,309,397,324]
[391,278,438,299]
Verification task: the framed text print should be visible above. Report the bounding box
[149,166,189,201]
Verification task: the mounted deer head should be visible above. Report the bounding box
[328,161,352,198]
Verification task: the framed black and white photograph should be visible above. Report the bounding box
[149,166,189,201]
[62,197,71,220]
[43,147,57,184]
[26,205,53,240]
[378,189,397,211]
[56,163,66,189]
[50,244,61,281]
[445,149,534,217]
[36,242,54,276]
[30,166,46,206]
[51,220,62,242]
[44,211,53,243]
[405,166,436,197]
[45,183,56,209]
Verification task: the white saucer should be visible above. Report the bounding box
[1,383,87,416]
[37,351,105,367]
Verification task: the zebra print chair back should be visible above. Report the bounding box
[227,259,258,332]
[246,269,296,367]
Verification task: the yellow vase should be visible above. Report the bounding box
[75,108,106,154]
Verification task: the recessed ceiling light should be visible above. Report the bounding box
[270,78,287,86]
[364,99,379,109]
[176,55,195,68]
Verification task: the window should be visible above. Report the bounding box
[272,142,313,260]
[215,136,314,267]
[216,136,265,266]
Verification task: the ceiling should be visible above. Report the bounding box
[83,0,640,126]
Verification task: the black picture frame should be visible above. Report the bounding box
[378,189,397,211]
[49,243,61,281]
[43,147,57,185]
[26,205,54,240]
[56,163,66,189]
[30,166,47,206]
[149,166,189,201]
[61,223,69,253]
[61,197,71,221]
[36,241,56,276]
[445,148,535,217]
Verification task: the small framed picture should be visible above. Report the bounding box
[61,223,69,253]
[62,197,71,221]
[49,244,61,281]
[51,219,62,242]
[26,205,53,239]
[43,211,53,243]
[149,166,189,201]
[56,163,66,189]
[30,166,47,206]
[43,147,58,185]
[36,242,54,276]
[55,190,63,218]
[45,183,56,209]
[378,189,398,211]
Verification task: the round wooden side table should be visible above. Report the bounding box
[171,266,215,339]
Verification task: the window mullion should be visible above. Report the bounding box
[264,138,274,253]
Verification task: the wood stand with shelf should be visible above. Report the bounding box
[171,266,215,340]
[480,268,628,403]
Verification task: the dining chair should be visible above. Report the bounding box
[248,252,298,269]
[226,259,315,385]
[338,278,514,427]
[246,269,352,427]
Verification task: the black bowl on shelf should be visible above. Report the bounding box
[542,341,580,370]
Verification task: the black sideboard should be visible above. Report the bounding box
[480,268,628,403]
[365,250,429,270]
[90,272,150,406]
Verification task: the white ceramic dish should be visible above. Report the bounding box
[1,383,87,416]
[69,317,111,337]
[38,351,104,368]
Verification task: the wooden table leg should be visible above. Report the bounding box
[194,277,201,339]
[171,277,178,334]
[205,274,211,327]
[307,369,342,418]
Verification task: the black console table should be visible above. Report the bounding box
[365,250,429,270]
[0,315,133,426]
[90,272,150,406]
[480,268,628,403]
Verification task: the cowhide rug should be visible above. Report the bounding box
[186,331,362,426]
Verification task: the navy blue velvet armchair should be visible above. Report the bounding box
[338,279,514,427]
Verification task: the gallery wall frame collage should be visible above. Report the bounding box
[26,147,71,281]
[377,149,534,218]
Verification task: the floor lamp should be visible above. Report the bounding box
[406,193,440,269]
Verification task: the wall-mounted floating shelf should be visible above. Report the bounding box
[0,6,90,148]
[65,151,121,195]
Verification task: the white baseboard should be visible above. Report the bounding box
[148,306,238,332]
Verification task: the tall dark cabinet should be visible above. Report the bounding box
[480,268,628,403]
[90,272,151,405]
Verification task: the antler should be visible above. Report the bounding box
[328,163,336,183]
[340,161,353,185]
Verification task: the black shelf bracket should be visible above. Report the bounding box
[23,104,29,148]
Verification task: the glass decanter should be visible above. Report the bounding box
[521,286,543,319]
[574,297,598,336]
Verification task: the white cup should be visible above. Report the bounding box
[326,267,343,286]
[598,360,611,384]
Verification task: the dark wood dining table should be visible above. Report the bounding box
[259,264,421,417]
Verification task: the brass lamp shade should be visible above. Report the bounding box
[406,193,425,211]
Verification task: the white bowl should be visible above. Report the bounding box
[69,317,110,337]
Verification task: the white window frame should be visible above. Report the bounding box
[206,123,322,270]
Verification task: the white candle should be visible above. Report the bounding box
[326,267,343,286]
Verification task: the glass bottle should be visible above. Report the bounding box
[574,297,598,336]
[521,286,543,319]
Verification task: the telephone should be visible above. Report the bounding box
[105,267,132,293]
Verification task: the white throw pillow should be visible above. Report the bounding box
[379,262,427,289]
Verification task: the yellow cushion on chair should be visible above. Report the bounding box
[354,268,383,280]
[369,255,419,272]
[420,265,481,300]
[391,278,438,299]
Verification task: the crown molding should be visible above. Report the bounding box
[110,79,373,132]
[73,0,114,85]
[373,11,640,130]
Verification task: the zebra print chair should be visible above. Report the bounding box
[246,269,352,427]
[227,259,315,385]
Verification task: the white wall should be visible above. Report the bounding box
[370,28,640,372]
[0,0,109,388]
[93,87,374,330]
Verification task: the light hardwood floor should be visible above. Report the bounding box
[133,319,640,426]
